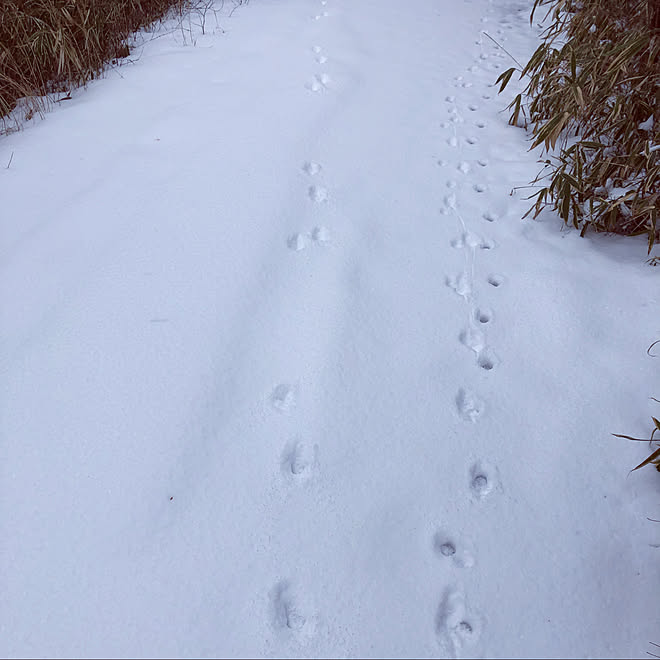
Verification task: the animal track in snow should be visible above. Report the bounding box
[478,158,489,167]
[312,225,330,244]
[444,193,457,210]
[281,440,317,481]
[482,211,497,223]
[302,161,322,176]
[288,233,306,251]
[477,348,498,371]
[446,180,457,189]
[458,161,471,175]
[445,273,471,298]
[271,384,296,413]
[468,103,479,111]
[436,587,480,653]
[271,581,313,635]
[312,45,322,54]
[473,183,488,193]
[447,136,458,147]
[475,307,493,325]
[470,461,496,499]
[451,231,481,249]
[487,274,504,288]
[308,186,328,203]
[456,388,484,422]
[465,136,478,145]
[475,120,487,128]
[436,539,456,556]
[288,227,329,250]
[316,55,328,64]
[451,232,492,251]
[307,73,331,92]
[433,531,475,568]
[460,328,486,355]
[445,95,455,103]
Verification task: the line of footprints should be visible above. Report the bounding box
[267,0,512,649]
[432,457,497,655]
[269,149,333,637]
[268,2,335,638]
[433,12,507,656]
[268,382,317,640]
[440,45,506,423]
[308,0,331,93]
[288,161,331,251]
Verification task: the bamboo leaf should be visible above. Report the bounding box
[632,446,660,472]
[613,433,651,442]
[496,67,516,93]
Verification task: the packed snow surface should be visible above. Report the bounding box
[1,0,659,657]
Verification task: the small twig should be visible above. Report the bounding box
[6,151,14,169]
[510,184,539,198]
[229,0,246,18]
[647,517,660,523]
[648,340,659,357]
[482,31,525,70]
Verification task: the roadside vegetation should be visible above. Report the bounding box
[495,0,659,475]
[0,0,247,134]
[497,0,659,254]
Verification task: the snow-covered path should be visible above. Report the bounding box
[1,0,658,657]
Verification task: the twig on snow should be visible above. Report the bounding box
[482,31,524,70]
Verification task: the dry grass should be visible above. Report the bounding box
[0,0,230,132]
[498,0,660,252]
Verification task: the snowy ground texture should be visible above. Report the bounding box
[1,0,659,657]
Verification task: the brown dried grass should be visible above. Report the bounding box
[0,0,188,129]
[499,0,660,251]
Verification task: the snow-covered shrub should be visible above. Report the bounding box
[498,0,659,252]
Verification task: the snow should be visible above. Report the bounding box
[639,116,654,132]
[1,0,659,657]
